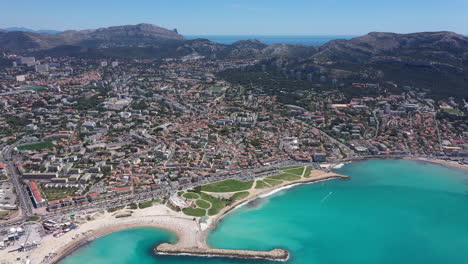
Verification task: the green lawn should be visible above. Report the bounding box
[0,210,11,220]
[210,86,223,91]
[18,141,55,151]
[201,179,254,193]
[26,216,41,222]
[181,192,228,217]
[264,178,283,186]
[24,85,48,91]
[183,208,206,217]
[128,203,138,209]
[267,173,301,181]
[183,192,199,199]
[255,180,270,189]
[43,187,78,201]
[442,108,461,114]
[230,191,250,201]
[138,200,156,209]
[281,167,305,176]
[200,192,228,216]
[303,166,312,178]
[196,199,211,209]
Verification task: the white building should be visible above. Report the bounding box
[35,64,49,73]
[15,75,26,82]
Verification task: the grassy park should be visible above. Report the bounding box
[255,180,270,189]
[138,199,159,209]
[182,208,206,217]
[182,192,199,199]
[181,165,313,217]
[196,199,210,209]
[229,191,249,201]
[181,190,251,217]
[17,141,55,151]
[42,187,79,201]
[201,179,254,193]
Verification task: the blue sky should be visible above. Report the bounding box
[1,0,467,35]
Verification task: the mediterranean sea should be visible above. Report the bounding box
[60,159,468,264]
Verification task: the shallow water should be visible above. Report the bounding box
[60,159,468,264]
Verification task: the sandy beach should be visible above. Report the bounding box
[3,205,201,264]
[406,156,468,171]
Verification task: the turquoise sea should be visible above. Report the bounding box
[60,159,468,264]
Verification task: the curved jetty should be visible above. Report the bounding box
[156,243,290,261]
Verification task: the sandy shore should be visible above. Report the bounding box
[4,205,201,264]
[343,155,468,171]
[405,156,468,171]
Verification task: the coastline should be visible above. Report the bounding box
[155,169,348,261]
[5,169,348,264]
[342,155,468,171]
[207,173,348,233]
[196,170,350,252]
[404,156,468,171]
[17,206,201,264]
[5,158,465,263]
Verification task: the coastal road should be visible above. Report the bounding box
[2,140,34,218]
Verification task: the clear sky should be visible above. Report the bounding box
[1,0,467,35]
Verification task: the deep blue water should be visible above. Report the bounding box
[185,35,356,45]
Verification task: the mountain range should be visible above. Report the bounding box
[2,27,62,34]
[0,23,184,51]
[1,23,467,98]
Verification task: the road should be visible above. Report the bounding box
[1,140,34,220]
[315,127,357,159]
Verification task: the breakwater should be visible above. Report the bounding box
[155,243,289,261]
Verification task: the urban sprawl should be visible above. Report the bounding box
[0,53,467,259]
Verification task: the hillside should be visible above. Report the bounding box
[307,32,468,98]
[0,23,185,50]
[2,26,467,98]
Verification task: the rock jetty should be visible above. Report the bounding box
[156,243,290,261]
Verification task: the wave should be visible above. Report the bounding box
[259,178,337,199]
[332,163,345,169]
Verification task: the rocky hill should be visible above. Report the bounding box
[313,31,468,67]
[0,23,185,51]
[307,32,468,98]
